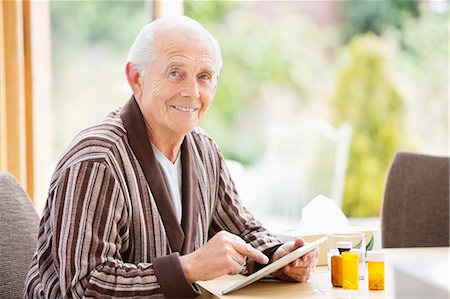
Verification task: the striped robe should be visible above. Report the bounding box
[24,97,282,298]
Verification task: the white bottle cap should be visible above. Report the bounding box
[336,241,352,249]
[367,251,385,262]
[337,289,358,299]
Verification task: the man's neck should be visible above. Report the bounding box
[151,138,183,163]
[144,123,184,163]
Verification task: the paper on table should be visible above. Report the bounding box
[297,194,350,234]
[276,195,374,266]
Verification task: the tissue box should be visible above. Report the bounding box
[276,230,374,266]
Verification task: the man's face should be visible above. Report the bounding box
[138,28,218,139]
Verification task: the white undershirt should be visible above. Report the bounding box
[152,144,183,224]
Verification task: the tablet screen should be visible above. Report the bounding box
[221,236,327,295]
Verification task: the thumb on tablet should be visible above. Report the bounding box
[292,237,305,250]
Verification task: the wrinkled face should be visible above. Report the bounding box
[138,28,219,139]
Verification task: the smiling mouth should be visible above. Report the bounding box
[171,105,198,113]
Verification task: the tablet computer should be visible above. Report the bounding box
[221,236,327,295]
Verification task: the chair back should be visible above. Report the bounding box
[381,152,449,248]
[0,172,39,298]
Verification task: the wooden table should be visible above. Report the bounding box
[197,247,449,298]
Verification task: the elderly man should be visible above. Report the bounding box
[25,16,317,298]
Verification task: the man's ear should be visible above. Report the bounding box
[125,62,143,100]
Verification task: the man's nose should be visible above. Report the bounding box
[179,78,200,99]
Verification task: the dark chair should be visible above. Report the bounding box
[381,151,449,248]
[0,172,40,298]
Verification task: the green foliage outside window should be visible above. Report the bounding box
[186,1,447,217]
[50,1,446,218]
[343,0,420,41]
[50,2,149,158]
[185,1,448,217]
[185,2,338,164]
[333,34,406,216]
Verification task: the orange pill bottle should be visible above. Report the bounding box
[367,251,385,290]
[342,252,359,290]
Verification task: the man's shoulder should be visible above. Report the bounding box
[189,127,218,149]
[188,127,225,164]
[73,109,126,149]
[190,127,210,139]
[56,108,128,169]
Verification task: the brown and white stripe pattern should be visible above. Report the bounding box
[24,97,282,298]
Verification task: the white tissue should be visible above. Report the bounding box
[297,194,349,234]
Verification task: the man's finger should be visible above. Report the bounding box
[283,264,312,281]
[234,242,269,265]
[229,250,246,266]
[293,237,305,250]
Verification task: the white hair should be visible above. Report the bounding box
[127,16,223,76]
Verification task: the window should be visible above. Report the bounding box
[40,1,154,212]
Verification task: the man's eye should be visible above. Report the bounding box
[170,71,179,78]
[198,74,211,80]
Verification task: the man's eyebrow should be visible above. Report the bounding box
[165,62,185,72]
[199,66,217,76]
[165,61,217,75]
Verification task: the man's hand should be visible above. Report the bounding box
[272,237,318,282]
[179,231,269,283]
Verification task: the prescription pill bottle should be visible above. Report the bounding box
[331,242,352,287]
[367,251,385,290]
[342,252,359,290]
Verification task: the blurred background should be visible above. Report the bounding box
[2,0,448,230]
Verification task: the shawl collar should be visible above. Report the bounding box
[120,96,199,254]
